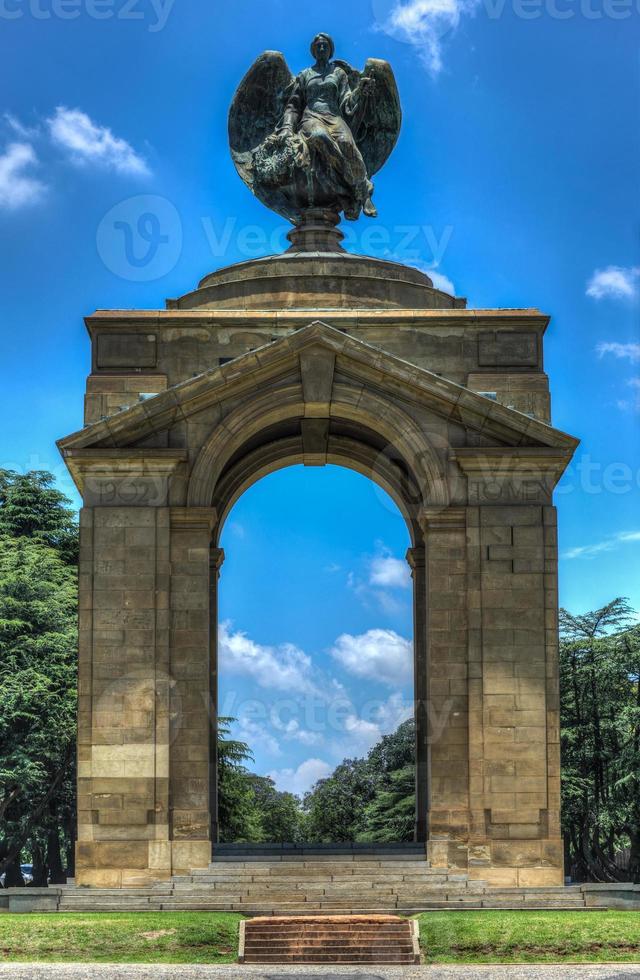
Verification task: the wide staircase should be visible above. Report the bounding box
[240,914,420,965]
[55,843,593,913]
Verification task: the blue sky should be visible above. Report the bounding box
[0,0,638,792]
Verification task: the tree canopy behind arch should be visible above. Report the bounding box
[0,470,78,886]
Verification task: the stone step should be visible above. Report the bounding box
[246,927,411,936]
[245,937,414,946]
[243,955,418,964]
[484,886,584,896]
[170,875,452,894]
[54,880,590,914]
[57,899,592,914]
[241,914,419,966]
[217,844,425,856]
[198,858,436,878]
[172,880,472,889]
[218,856,426,865]
[185,868,448,880]
[165,889,477,902]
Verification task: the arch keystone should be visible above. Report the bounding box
[299,346,336,415]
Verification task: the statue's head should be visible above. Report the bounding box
[310,33,335,62]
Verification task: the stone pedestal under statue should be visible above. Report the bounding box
[59,246,577,888]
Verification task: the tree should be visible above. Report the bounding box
[303,757,378,842]
[303,720,416,843]
[357,765,415,843]
[0,471,78,887]
[248,776,306,843]
[560,598,640,882]
[217,718,263,842]
[0,470,78,564]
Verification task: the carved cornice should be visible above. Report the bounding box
[60,449,188,495]
[170,507,219,533]
[419,507,467,533]
[58,321,579,457]
[451,447,574,490]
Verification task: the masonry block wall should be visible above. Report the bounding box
[77,505,172,887]
[61,254,577,887]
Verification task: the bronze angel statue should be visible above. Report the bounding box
[228,33,402,227]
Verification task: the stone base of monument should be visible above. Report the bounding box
[5,855,635,913]
[239,915,420,965]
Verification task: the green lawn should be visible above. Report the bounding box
[1,909,639,965]
[417,909,640,964]
[0,912,242,964]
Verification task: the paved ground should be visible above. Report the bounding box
[1,966,639,979]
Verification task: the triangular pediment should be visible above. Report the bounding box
[58,320,578,457]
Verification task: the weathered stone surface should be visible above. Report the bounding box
[59,239,577,891]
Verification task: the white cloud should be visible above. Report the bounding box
[325,692,414,760]
[586,266,640,301]
[348,549,412,613]
[268,758,332,796]
[402,255,456,295]
[379,0,481,75]
[616,377,640,413]
[429,269,456,295]
[219,621,320,696]
[373,690,415,731]
[330,629,413,686]
[597,342,640,363]
[369,555,412,589]
[47,106,150,177]
[235,716,282,757]
[0,142,45,210]
[563,529,640,560]
[274,718,325,747]
[3,113,40,141]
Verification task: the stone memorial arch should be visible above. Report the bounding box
[59,252,578,889]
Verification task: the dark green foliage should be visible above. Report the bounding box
[357,765,416,843]
[0,471,79,886]
[217,717,263,843]
[0,471,78,564]
[303,719,416,843]
[218,717,416,844]
[560,598,640,882]
[303,757,378,842]
[247,776,306,844]
[217,718,305,843]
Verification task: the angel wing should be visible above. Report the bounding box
[228,51,295,210]
[333,57,401,177]
[353,59,402,178]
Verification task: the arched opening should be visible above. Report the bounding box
[213,464,423,847]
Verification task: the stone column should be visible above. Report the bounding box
[420,507,470,871]
[168,508,218,876]
[448,449,569,884]
[466,501,563,886]
[69,451,189,886]
[209,546,225,845]
[407,545,428,843]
